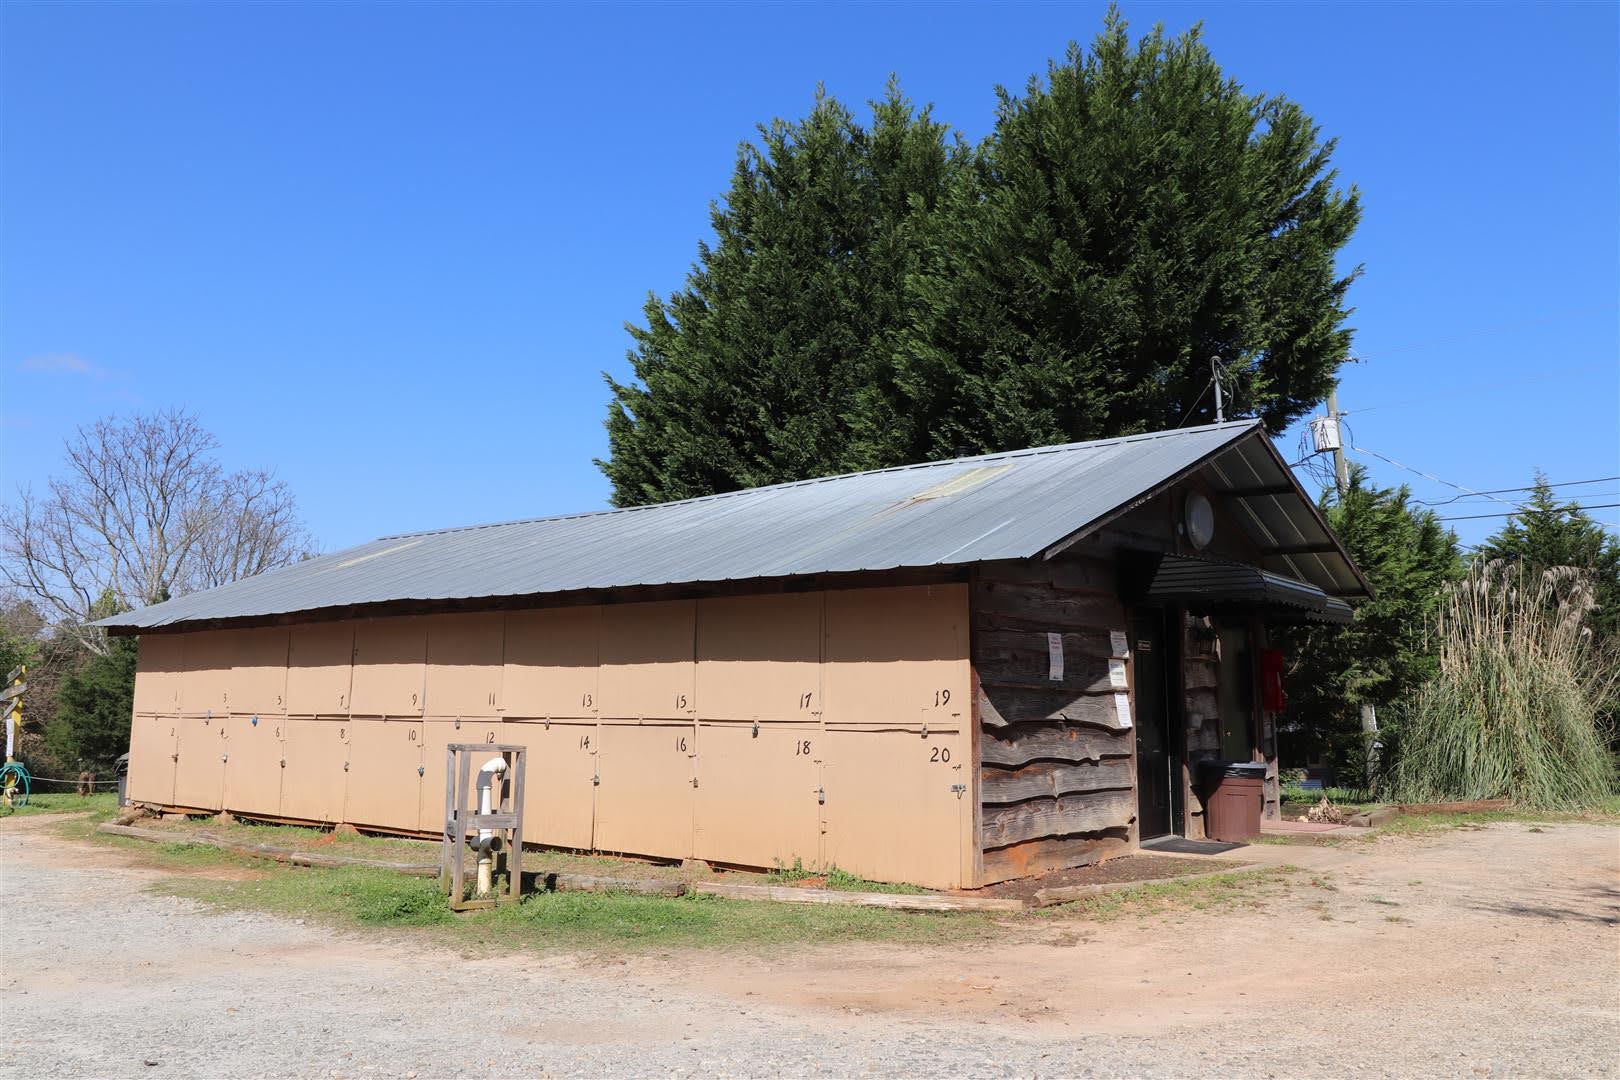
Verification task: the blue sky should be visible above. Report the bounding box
[2,1,1616,555]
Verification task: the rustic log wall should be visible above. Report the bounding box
[973,558,1135,884]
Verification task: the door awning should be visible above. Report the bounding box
[1123,554,1354,625]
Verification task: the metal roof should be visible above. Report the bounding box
[98,419,1368,632]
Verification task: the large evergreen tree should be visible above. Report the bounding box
[599,12,1362,502]
[600,85,962,505]
[1474,473,1620,647]
[1275,465,1462,779]
[900,13,1361,459]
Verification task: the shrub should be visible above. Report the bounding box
[1388,561,1618,809]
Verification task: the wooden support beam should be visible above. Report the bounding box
[1220,484,1296,498]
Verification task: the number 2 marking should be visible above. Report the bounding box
[930,746,952,764]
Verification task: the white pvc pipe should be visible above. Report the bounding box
[475,756,506,896]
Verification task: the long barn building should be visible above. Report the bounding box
[104,421,1368,890]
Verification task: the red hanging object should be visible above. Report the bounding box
[1260,648,1287,712]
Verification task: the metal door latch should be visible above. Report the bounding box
[592,774,600,786]
[815,786,825,805]
[950,783,967,799]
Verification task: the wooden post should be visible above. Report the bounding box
[508,747,525,902]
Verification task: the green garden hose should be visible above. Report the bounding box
[0,761,31,809]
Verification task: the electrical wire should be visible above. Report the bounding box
[1437,502,1620,522]
[1347,444,1528,512]
[1175,378,1215,428]
[1415,476,1620,507]
[1336,362,1614,416]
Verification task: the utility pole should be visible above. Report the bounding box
[1325,387,1349,498]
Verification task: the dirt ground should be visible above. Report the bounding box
[1,816,1616,1078]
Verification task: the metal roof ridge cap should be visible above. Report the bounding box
[375,420,1264,543]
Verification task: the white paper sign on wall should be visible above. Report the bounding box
[1114,691,1133,729]
[1109,630,1129,657]
[1108,658,1129,690]
[1047,632,1064,682]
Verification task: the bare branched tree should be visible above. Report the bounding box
[0,410,312,653]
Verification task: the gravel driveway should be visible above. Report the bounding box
[1,816,1615,1078]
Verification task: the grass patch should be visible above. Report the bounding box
[1280,784,1375,807]
[1034,867,1296,921]
[155,864,996,950]
[764,858,928,894]
[0,791,120,819]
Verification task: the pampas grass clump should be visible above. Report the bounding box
[1389,560,1618,810]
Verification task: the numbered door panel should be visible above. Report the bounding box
[343,718,425,832]
[180,632,233,718]
[172,715,228,811]
[229,627,290,715]
[425,612,504,718]
[696,594,822,722]
[133,636,185,716]
[599,601,695,720]
[222,713,283,816]
[278,719,351,823]
[819,725,970,890]
[593,721,695,860]
[286,623,355,716]
[823,585,971,727]
[504,720,598,850]
[349,618,427,717]
[126,714,177,805]
[693,720,821,870]
[420,718,507,834]
[502,607,599,719]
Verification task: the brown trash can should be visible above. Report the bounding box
[1199,761,1266,842]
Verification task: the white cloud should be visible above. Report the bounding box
[21,353,106,377]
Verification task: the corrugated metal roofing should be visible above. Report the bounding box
[98,419,1363,631]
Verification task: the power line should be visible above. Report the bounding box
[1437,502,1620,522]
[1415,475,1620,507]
[1335,362,1614,416]
[1356,304,1617,358]
[1347,444,1527,512]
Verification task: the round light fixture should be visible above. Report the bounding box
[1185,492,1215,550]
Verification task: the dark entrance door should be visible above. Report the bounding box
[1133,608,1179,838]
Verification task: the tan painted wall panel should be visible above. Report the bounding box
[126,714,176,805]
[133,637,184,715]
[420,718,507,834]
[343,718,425,831]
[594,722,694,859]
[823,585,971,728]
[222,713,283,816]
[820,725,970,890]
[425,613,504,717]
[693,720,821,869]
[172,715,227,810]
[229,627,290,715]
[504,720,598,850]
[180,632,233,717]
[278,719,350,823]
[696,594,821,721]
[502,607,600,718]
[350,619,427,717]
[600,601,696,720]
[286,624,355,716]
